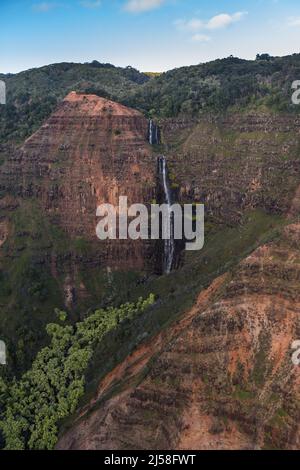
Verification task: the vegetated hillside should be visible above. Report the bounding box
[1,79,300,377]
[162,112,300,224]
[0,294,155,450]
[125,54,300,117]
[2,91,300,378]
[0,61,149,144]
[54,56,300,450]
[0,92,157,376]
[2,54,300,146]
[58,220,300,451]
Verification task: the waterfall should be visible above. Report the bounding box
[149,121,174,273]
[148,119,160,145]
[158,156,175,274]
[149,119,153,145]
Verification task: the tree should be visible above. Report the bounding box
[0,294,155,450]
[256,53,272,61]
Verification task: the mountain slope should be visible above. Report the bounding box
[0,62,149,144]
[0,92,156,374]
[57,219,300,450]
[2,54,300,148]
[162,112,300,226]
[126,54,300,117]
[0,57,300,450]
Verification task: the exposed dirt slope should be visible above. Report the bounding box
[57,219,300,450]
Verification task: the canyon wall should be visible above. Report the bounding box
[56,114,300,448]
[0,92,157,270]
[57,219,300,450]
[163,113,300,225]
[0,93,159,372]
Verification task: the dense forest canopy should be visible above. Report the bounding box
[1,54,300,144]
[0,295,155,450]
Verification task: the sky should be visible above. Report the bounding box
[1,0,300,73]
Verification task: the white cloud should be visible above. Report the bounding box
[32,2,60,12]
[288,17,300,27]
[177,11,248,33]
[192,34,211,43]
[207,12,247,30]
[80,0,101,8]
[124,0,165,13]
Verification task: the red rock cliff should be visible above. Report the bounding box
[1,92,157,270]
[57,221,300,450]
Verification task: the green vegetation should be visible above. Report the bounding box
[76,209,286,417]
[2,54,300,145]
[0,61,149,144]
[233,386,255,401]
[0,198,154,377]
[0,56,297,450]
[125,54,300,117]
[0,294,155,450]
[252,331,271,386]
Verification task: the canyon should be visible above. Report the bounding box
[57,217,300,451]
[1,91,157,268]
[0,92,160,372]
[55,107,299,450]
[0,57,300,450]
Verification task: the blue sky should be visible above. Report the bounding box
[1,0,300,73]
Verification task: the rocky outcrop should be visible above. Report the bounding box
[57,222,300,450]
[0,94,159,372]
[0,92,157,270]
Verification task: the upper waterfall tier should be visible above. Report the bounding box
[148,119,161,145]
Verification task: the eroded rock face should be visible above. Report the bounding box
[0,92,157,270]
[163,113,300,224]
[57,224,300,450]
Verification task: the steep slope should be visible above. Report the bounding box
[162,112,300,225]
[126,54,300,116]
[0,93,156,373]
[57,218,300,450]
[3,54,300,148]
[0,62,148,144]
[1,59,300,448]
[1,91,156,269]
[2,92,154,248]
